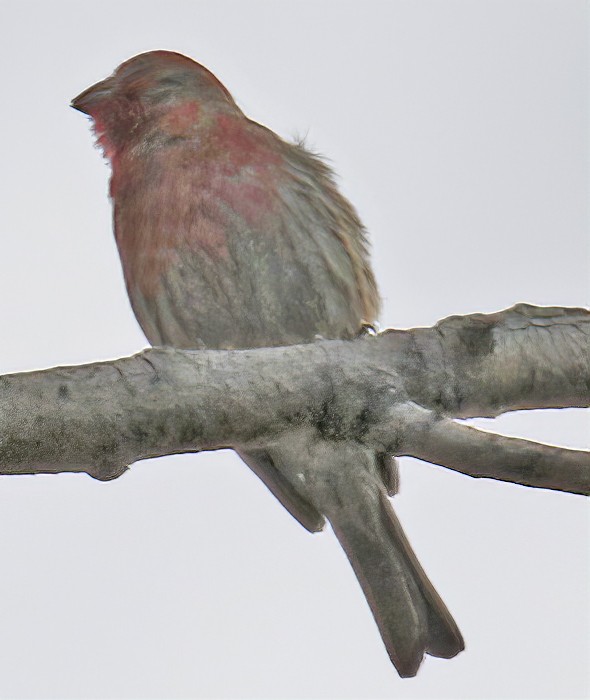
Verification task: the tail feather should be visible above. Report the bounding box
[264,435,464,676]
[319,457,464,676]
[377,453,400,496]
[376,490,464,662]
[237,448,325,533]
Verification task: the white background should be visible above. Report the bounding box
[0,1,587,698]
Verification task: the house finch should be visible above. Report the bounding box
[72,51,463,676]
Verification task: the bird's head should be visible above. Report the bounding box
[71,50,237,159]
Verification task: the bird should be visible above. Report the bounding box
[71,50,464,676]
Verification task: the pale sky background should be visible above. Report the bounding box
[0,1,588,698]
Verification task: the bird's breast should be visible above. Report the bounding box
[111,134,363,349]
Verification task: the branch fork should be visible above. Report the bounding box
[0,304,587,495]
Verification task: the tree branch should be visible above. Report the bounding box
[0,305,587,495]
[389,303,589,418]
[399,407,589,494]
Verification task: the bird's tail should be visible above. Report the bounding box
[323,465,464,677]
[255,433,464,676]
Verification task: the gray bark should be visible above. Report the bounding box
[0,303,587,495]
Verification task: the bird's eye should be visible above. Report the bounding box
[159,77,184,88]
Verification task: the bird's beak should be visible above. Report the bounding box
[71,77,114,115]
